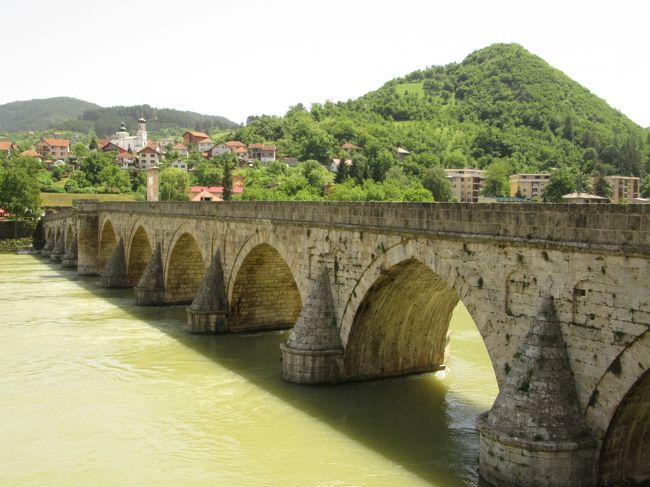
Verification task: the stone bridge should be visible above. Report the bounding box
[41,200,650,486]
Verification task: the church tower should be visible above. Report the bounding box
[135,116,147,151]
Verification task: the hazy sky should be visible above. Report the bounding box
[2,0,649,127]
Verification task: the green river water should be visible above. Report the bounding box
[0,254,498,486]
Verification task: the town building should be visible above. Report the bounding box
[446,168,486,202]
[341,142,360,152]
[171,143,189,157]
[110,118,148,152]
[509,173,551,200]
[136,146,159,170]
[396,147,410,161]
[329,158,352,173]
[602,176,640,203]
[0,140,18,157]
[171,160,191,171]
[189,181,244,201]
[20,149,44,161]
[116,152,137,170]
[248,143,276,163]
[562,192,610,204]
[197,138,215,153]
[182,130,210,147]
[35,138,70,161]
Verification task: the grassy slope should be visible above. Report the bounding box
[41,193,139,207]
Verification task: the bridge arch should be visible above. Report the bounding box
[165,230,206,304]
[98,219,118,270]
[228,232,302,332]
[586,331,650,484]
[339,240,494,381]
[127,225,152,287]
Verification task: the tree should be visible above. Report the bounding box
[482,161,510,197]
[98,164,131,193]
[421,166,452,202]
[641,175,650,198]
[543,168,576,202]
[160,168,190,201]
[64,170,91,193]
[593,176,613,199]
[0,167,41,217]
[193,160,224,186]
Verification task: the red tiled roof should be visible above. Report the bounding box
[137,146,158,154]
[225,140,246,148]
[190,186,244,193]
[42,138,70,147]
[20,149,42,158]
[341,143,360,150]
[249,143,276,151]
[0,141,15,151]
[172,143,188,150]
[184,130,209,139]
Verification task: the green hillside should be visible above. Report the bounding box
[0,97,100,132]
[232,43,649,178]
[0,98,239,135]
[79,105,239,137]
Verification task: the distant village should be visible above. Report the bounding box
[0,117,646,204]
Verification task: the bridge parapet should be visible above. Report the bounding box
[90,201,650,252]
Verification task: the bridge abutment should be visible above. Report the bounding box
[477,297,597,486]
[281,268,344,384]
[186,251,229,334]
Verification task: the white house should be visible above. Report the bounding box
[137,145,159,170]
[248,143,276,163]
[329,158,352,173]
[197,138,215,153]
[171,142,189,157]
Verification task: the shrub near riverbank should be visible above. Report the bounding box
[0,238,32,254]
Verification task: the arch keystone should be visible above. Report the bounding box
[281,266,344,384]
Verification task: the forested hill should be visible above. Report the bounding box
[0,98,239,135]
[0,97,100,132]
[233,43,649,177]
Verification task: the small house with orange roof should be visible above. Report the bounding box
[116,152,137,170]
[35,138,70,160]
[182,130,210,147]
[20,149,44,161]
[0,140,18,158]
[197,138,215,153]
[172,142,189,157]
[248,143,276,163]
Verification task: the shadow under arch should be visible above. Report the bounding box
[228,242,302,332]
[98,219,117,270]
[339,240,497,385]
[127,225,152,287]
[165,232,205,304]
[64,221,75,249]
[598,368,650,484]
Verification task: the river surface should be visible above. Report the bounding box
[0,254,498,486]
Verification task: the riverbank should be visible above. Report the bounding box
[0,238,32,253]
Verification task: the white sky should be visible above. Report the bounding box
[2,0,649,127]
